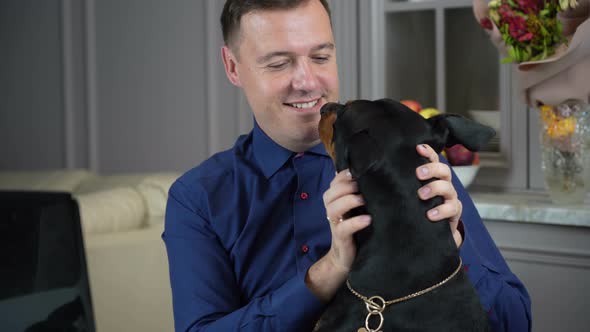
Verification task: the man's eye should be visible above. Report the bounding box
[267,61,289,69]
[312,56,330,63]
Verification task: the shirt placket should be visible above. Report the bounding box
[292,153,329,273]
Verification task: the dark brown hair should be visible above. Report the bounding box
[221,0,332,52]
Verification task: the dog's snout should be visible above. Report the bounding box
[320,102,340,116]
[319,103,331,115]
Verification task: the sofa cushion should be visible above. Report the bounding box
[74,187,146,235]
[136,173,179,220]
[0,170,94,192]
[75,172,179,221]
[74,174,149,194]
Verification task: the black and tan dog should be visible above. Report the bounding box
[315,99,494,332]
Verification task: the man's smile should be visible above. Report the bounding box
[284,98,323,113]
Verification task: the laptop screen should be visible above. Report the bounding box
[0,191,95,332]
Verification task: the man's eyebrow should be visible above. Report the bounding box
[256,51,293,64]
[310,42,335,53]
[256,43,335,64]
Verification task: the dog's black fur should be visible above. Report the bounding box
[315,99,495,332]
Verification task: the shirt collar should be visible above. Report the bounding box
[252,121,330,179]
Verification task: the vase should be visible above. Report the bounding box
[538,101,590,205]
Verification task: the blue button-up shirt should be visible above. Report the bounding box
[163,122,531,332]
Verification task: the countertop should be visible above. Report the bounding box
[470,191,590,227]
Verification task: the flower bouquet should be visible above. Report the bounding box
[482,0,576,63]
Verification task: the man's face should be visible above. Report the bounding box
[222,0,339,151]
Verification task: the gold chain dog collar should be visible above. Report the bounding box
[346,257,463,332]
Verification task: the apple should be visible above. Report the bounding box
[472,153,480,165]
[444,144,475,166]
[401,100,422,113]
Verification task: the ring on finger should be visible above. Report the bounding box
[326,216,344,225]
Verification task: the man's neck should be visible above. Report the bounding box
[284,139,322,153]
[267,132,321,153]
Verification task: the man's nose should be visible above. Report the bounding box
[292,59,319,92]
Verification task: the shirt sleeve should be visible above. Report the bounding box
[444,157,532,332]
[162,180,325,332]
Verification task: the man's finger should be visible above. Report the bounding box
[427,199,462,222]
[326,194,365,226]
[332,215,372,238]
[416,144,439,162]
[416,161,452,181]
[418,180,456,200]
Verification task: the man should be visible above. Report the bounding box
[163,1,531,331]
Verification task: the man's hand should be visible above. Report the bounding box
[415,144,463,248]
[305,169,371,303]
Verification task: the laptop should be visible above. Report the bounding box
[0,191,96,332]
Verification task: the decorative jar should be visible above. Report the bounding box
[538,101,590,205]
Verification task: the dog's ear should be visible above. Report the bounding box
[345,130,382,177]
[427,114,496,151]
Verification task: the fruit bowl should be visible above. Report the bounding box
[451,165,480,188]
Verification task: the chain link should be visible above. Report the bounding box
[346,257,463,332]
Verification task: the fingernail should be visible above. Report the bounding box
[358,196,365,204]
[360,215,371,224]
[419,186,431,197]
[428,209,439,217]
[347,171,352,178]
[420,167,429,175]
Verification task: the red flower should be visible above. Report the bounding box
[480,17,493,30]
[498,3,515,23]
[517,0,541,13]
[518,32,534,41]
[508,16,529,41]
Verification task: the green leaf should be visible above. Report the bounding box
[501,57,513,64]
[508,45,516,60]
[507,0,518,8]
[489,0,501,8]
[542,47,548,60]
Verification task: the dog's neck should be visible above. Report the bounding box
[346,167,460,301]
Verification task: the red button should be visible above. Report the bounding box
[301,244,309,253]
[300,192,309,200]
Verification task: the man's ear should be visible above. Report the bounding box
[345,130,382,177]
[221,46,241,87]
[427,114,496,151]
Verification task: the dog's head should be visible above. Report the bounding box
[319,99,496,178]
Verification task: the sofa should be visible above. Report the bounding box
[0,169,180,332]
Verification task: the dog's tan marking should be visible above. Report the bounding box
[319,111,337,163]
